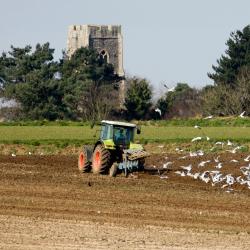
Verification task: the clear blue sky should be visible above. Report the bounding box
[0,0,249,95]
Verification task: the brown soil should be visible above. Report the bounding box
[0,153,250,249]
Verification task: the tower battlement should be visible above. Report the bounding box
[67,24,124,75]
[66,24,125,105]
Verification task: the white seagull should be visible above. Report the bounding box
[215,141,224,146]
[167,86,175,92]
[163,162,173,169]
[181,164,192,172]
[191,136,202,142]
[215,162,223,169]
[194,125,201,129]
[225,174,235,186]
[214,155,220,163]
[239,111,246,118]
[199,171,210,183]
[204,115,213,120]
[178,155,188,159]
[198,160,211,168]
[155,108,162,116]
[192,172,200,179]
[197,150,204,156]
[227,146,241,154]
[159,175,168,179]
[189,152,198,157]
[11,153,16,157]
[244,155,250,162]
[230,159,238,163]
[210,172,223,185]
[175,171,186,177]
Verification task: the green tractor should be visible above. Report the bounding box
[78,120,149,176]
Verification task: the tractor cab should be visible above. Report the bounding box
[100,120,138,149]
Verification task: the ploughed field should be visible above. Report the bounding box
[1,153,250,249]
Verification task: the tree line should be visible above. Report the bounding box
[0,25,249,121]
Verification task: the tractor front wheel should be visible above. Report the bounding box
[92,144,111,174]
[109,162,118,177]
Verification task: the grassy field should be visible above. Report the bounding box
[0,125,250,145]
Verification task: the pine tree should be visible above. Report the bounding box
[208,25,250,86]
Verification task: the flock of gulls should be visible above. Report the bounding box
[154,112,250,193]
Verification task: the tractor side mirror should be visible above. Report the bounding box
[136,126,141,134]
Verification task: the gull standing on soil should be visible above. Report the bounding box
[192,172,200,179]
[225,174,235,186]
[215,162,223,169]
[240,165,250,177]
[198,160,211,168]
[215,141,224,147]
[210,171,223,185]
[159,175,168,179]
[221,184,228,189]
[178,155,188,159]
[175,148,184,152]
[227,146,242,154]
[189,152,198,157]
[244,155,250,162]
[214,155,220,163]
[230,159,238,163]
[163,162,173,169]
[181,164,192,173]
[199,171,210,183]
[11,153,16,157]
[175,170,186,177]
[197,150,204,156]
[236,176,246,185]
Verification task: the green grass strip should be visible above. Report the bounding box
[0,126,250,145]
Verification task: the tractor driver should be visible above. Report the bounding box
[115,128,125,142]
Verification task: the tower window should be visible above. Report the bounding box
[100,50,109,63]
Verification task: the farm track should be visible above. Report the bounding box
[0,154,250,249]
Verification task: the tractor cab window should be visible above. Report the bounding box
[113,126,134,144]
[100,125,112,140]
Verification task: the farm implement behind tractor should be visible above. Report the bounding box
[78,120,149,177]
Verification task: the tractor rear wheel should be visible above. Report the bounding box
[78,147,90,173]
[92,144,111,174]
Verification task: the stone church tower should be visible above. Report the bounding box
[66,25,125,105]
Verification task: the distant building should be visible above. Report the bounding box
[66,24,125,105]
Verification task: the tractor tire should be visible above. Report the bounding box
[92,144,111,174]
[78,147,90,173]
[109,162,118,177]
